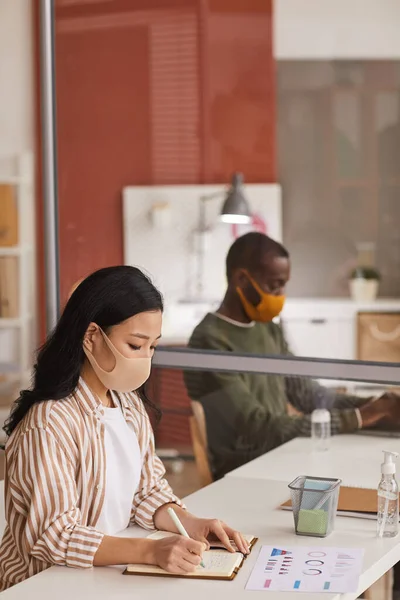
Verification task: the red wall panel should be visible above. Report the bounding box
[54,0,275,304]
[55,24,151,303]
[204,1,276,182]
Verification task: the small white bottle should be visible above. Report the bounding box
[311,409,331,452]
[377,451,399,538]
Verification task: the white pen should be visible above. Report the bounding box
[167,507,206,568]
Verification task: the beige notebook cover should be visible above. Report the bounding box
[123,532,257,581]
[280,486,380,519]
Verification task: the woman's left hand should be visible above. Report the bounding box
[180,515,249,555]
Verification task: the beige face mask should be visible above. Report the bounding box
[83,328,152,393]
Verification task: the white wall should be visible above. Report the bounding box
[275,0,400,59]
[0,0,35,175]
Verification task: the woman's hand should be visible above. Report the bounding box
[153,504,249,557]
[148,535,205,574]
[180,514,249,555]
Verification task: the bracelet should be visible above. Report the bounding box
[355,408,363,429]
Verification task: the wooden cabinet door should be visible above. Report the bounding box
[357,312,400,362]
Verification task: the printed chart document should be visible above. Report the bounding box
[246,546,364,593]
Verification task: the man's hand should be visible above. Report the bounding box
[378,392,400,425]
[359,392,400,428]
[287,402,303,417]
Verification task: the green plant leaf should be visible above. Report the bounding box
[350,266,381,280]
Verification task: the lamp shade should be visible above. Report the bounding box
[220,173,251,224]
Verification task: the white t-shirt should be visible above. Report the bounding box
[96,396,142,535]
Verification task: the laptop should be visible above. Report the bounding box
[357,429,400,439]
[356,423,400,439]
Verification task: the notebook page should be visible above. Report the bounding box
[199,551,243,575]
[126,550,242,577]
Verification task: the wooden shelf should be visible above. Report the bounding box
[0,245,32,257]
[0,176,30,185]
[0,316,32,328]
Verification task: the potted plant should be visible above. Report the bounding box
[349,266,381,302]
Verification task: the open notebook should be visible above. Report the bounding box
[280,486,382,520]
[124,531,257,581]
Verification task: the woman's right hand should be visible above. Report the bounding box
[149,535,205,574]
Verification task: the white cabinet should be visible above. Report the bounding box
[282,318,354,360]
[281,299,400,361]
[162,298,400,363]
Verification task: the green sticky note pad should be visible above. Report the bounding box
[297,509,328,536]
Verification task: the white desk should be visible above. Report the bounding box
[226,434,400,489]
[2,476,400,600]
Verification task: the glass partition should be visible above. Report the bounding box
[276,60,400,360]
[51,2,400,470]
[159,60,400,365]
[151,355,400,482]
[53,0,400,368]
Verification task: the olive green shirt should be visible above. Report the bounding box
[184,313,365,479]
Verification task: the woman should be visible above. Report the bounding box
[0,266,248,590]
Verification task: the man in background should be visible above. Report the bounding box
[184,232,400,479]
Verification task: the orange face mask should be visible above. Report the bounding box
[236,272,285,323]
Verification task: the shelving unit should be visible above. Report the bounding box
[0,153,36,441]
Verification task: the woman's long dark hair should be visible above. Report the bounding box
[4,266,163,437]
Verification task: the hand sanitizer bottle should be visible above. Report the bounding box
[311,409,331,452]
[377,451,399,538]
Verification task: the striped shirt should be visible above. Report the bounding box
[0,378,182,591]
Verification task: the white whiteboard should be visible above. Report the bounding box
[123,184,282,305]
